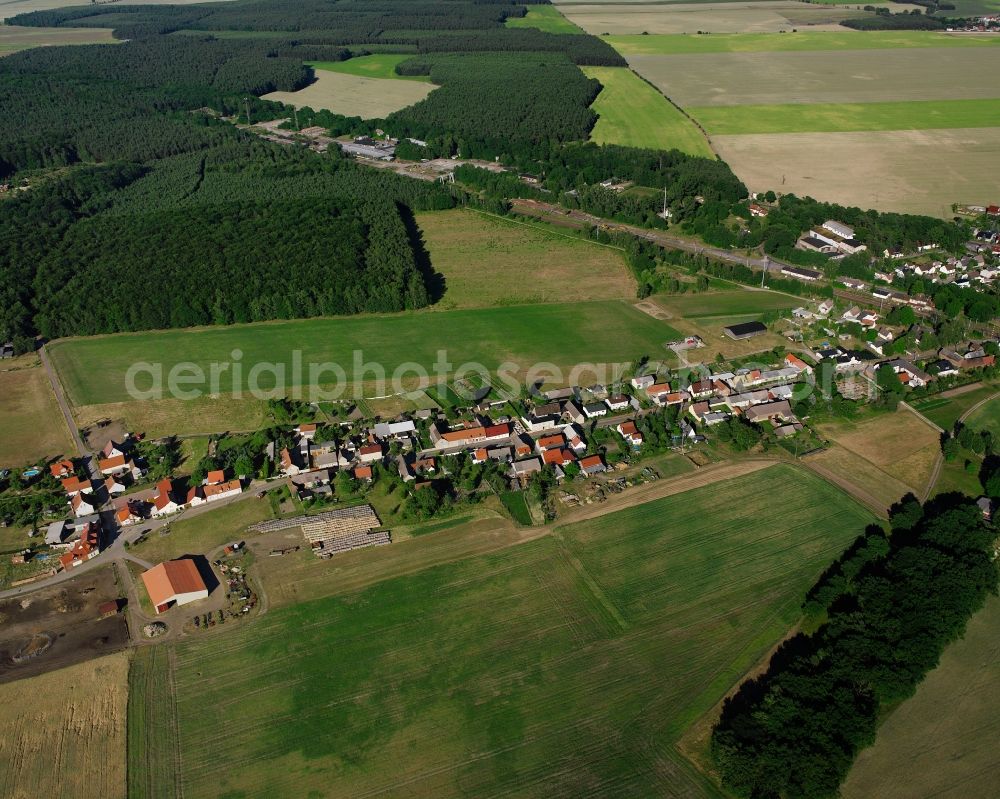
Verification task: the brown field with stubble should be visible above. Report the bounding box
[842,594,1000,799]
[74,394,269,439]
[0,25,116,54]
[556,1,856,34]
[712,127,1000,217]
[0,651,128,799]
[0,356,73,467]
[263,68,435,119]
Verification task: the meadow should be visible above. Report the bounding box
[691,98,1000,135]
[506,4,583,33]
[0,652,129,799]
[0,356,73,467]
[414,208,636,307]
[581,66,714,157]
[132,464,875,798]
[308,54,430,81]
[605,30,1000,54]
[48,301,680,407]
[263,67,434,119]
[842,594,1000,799]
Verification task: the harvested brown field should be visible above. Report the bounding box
[556,1,856,35]
[842,594,1000,799]
[0,356,73,467]
[0,651,128,799]
[416,209,634,308]
[628,49,1000,107]
[0,567,130,683]
[0,24,115,54]
[74,394,269,439]
[263,69,435,119]
[712,127,1000,217]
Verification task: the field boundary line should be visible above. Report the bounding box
[798,456,890,519]
[470,207,626,252]
[627,67,718,160]
[899,400,944,434]
[552,532,630,633]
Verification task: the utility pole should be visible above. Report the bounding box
[244,96,251,125]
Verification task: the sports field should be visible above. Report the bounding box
[263,67,435,119]
[132,464,874,798]
[506,4,583,33]
[48,301,679,407]
[842,594,1000,799]
[0,24,116,54]
[691,98,1000,135]
[0,356,73,467]
[556,1,860,35]
[0,652,129,799]
[307,54,430,81]
[581,66,713,157]
[415,208,636,307]
[654,289,799,318]
[606,30,1000,54]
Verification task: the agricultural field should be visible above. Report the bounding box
[48,300,679,407]
[135,464,874,797]
[0,0,233,20]
[811,408,941,507]
[554,1,862,35]
[0,355,73,467]
[691,98,1000,135]
[263,67,435,119]
[416,208,635,307]
[306,54,430,81]
[842,594,1000,799]
[506,4,583,33]
[0,24,116,54]
[581,66,714,157]
[127,647,181,799]
[0,652,129,799]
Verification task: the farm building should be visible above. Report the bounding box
[723,321,767,341]
[141,559,209,614]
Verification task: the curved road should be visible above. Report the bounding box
[919,387,999,502]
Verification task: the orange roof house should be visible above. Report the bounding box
[141,560,208,614]
[206,469,225,485]
[354,466,374,481]
[49,460,74,479]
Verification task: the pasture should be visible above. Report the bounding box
[506,4,583,33]
[415,208,636,307]
[555,1,860,35]
[712,127,1000,217]
[605,30,1000,54]
[263,68,434,119]
[842,594,1000,799]
[308,54,430,81]
[812,409,940,506]
[0,652,128,799]
[136,464,874,798]
[0,25,116,54]
[48,301,678,407]
[0,356,73,467]
[691,98,1000,135]
[581,66,714,157]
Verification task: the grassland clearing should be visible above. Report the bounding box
[606,30,1000,54]
[691,97,1000,134]
[654,288,799,318]
[0,651,128,799]
[308,54,430,81]
[712,127,1000,217]
[416,208,636,307]
[557,1,858,35]
[813,409,940,501]
[139,464,872,797]
[263,67,434,119]
[48,301,678,407]
[842,593,1000,799]
[628,49,1000,107]
[506,4,583,33]
[0,24,116,54]
[581,66,713,156]
[0,355,73,467]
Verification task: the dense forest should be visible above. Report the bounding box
[712,494,998,798]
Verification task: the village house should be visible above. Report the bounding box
[743,400,794,424]
[61,475,92,496]
[58,523,100,571]
[882,359,932,388]
[583,401,608,419]
[152,478,181,517]
[49,459,74,479]
[784,353,812,374]
[294,423,318,440]
[70,492,96,517]
[98,454,131,476]
[116,501,144,526]
[631,374,655,391]
[687,379,715,400]
[279,447,304,477]
[510,457,542,480]
[354,465,374,482]
[104,475,127,496]
[646,383,672,404]
[579,455,607,477]
[357,443,384,465]
[204,479,242,503]
[617,421,643,448]
[606,394,632,412]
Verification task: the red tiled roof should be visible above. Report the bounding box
[580,455,604,469]
[142,560,206,609]
[354,466,373,480]
[206,469,225,485]
[98,454,126,471]
[49,460,74,478]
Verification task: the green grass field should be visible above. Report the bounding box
[606,30,1000,55]
[690,98,1000,135]
[655,289,800,318]
[308,54,430,81]
[48,301,680,407]
[581,66,714,157]
[963,394,1000,438]
[506,4,583,33]
[913,384,999,430]
[500,490,532,525]
[133,464,874,798]
[127,647,181,799]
